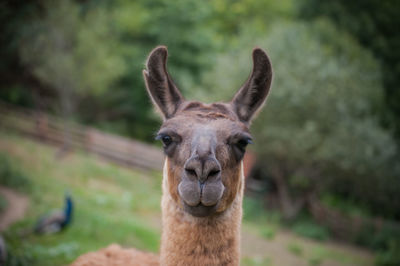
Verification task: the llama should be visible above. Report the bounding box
[72,46,272,266]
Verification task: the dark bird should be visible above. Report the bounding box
[34,194,73,234]
[0,235,6,265]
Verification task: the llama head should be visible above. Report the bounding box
[143,46,272,217]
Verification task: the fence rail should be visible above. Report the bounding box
[0,102,165,171]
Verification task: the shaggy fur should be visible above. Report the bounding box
[71,244,159,266]
[160,159,244,266]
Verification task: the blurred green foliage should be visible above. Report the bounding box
[19,1,125,97]
[241,256,272,266]
[291,219,330,242]
[260,225,276,240]
[0,193,7,214]
[308,256,322,266]
[299,0,400,140]
[287,241,304,257]
[201,20,400,220]
[243,196,281,224]
[0,152,31,191]
[321,194,371,218]
[375,240,400,266]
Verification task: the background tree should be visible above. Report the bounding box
[93,0,218,140]
[200,20,400,220]
[18,0,125,148]
[18,0,125,119]
[298,0,400,141]
[0,0,43,107]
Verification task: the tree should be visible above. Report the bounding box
[200,20,399,220]
[100,0,218,140]
[18,0,125,148]
[298,0,400,141]
[19,0,125,117]
[0,0,44,107]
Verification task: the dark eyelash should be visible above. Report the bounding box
[238,137,253,146]
[155,134,163,140]
[156,133,173,147]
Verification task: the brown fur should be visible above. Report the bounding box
[71,244,159,266]
[71,46,272,266]
[160,159,244,266]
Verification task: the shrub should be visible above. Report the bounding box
[0,194,7,213]
[243,196,281,224]
[260,225,276,240]
[0,152,31,190]
[321,194,371,218]
[287,242,303,257]
[291,219,330,241]
[375,240,400,266]
[308,256,323,266]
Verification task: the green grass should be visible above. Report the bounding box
[287,241,304,257]
[308,256,323,266]
[0,131,162,266]
[0,151,31,191]
[260,225,277,240]
[307,245,371,266]
[243,197,281,224]
[241,256,272,266]
[242,196,280,241]
[291,218,330,241]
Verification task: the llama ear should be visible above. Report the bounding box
[143,46,184,119]
[231,48,273,123]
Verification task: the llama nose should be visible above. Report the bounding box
[184,157,221,183]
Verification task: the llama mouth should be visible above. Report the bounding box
[183,202,218,217]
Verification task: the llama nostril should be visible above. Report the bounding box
[185,156,221,183]
[185,168,197,177]
[208,170,220,177]
[198,169,219,184]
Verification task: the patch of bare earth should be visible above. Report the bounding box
[0,186,29,232]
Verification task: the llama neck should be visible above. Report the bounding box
[159,160,244,266]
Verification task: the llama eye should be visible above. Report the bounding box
[155,133,173,146]
[236,138,253,150]
[162,135,172,146]
[232,137,253,162]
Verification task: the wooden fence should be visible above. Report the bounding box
[0,101,165,171]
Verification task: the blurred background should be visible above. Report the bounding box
[0,0,399,265]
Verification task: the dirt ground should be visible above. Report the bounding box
[0,186,29,232]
